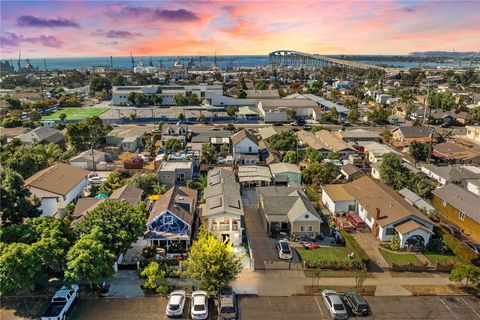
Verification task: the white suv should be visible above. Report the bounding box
[277,240,293,260]
[166,290,186,318]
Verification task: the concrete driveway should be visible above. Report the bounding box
[244,207,299,270]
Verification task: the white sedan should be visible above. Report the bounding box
[322,289,348,320]
[191,290,208,320]
[166,290,186,318]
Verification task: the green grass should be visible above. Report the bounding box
[379,248,420,265]
[304,285,376,295]
[41,107,109,121]
[423,251,459,265]
[304,270,359,278]
[296,246,351,263]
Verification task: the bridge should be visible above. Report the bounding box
[269,50,399,74]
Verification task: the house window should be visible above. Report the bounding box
[164,216,173,225]
[442,201,446,207]
[176,173,185,182]
[300,225,313,232]
[365,212,372,222]
[385,228,396,235]
[459,212,466,221]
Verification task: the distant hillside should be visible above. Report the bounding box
[409,51,478,58]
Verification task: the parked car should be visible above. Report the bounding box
[218,289,237,320]
[41,284,79,320]
[166,290,186,318]
[88,176,106,185]
[303,242,318,250]
[191,291,208,320]
[276,240,293,260]
[322,290,348,320]
[464,241,480,255]
[344,291,369,316]
[444,225,461,238]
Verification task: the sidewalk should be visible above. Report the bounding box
[230,269,456,297]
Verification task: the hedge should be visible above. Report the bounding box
[340,230,370,266]
[443,233,477,264]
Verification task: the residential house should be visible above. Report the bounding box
[286,93,349,118]
[69,149,107,170]
[333,80,354,89]
[231,129,259,164]
[376,94,392,105]
[204,169,244,247]
[296,130,357,160]
[237,165,272,188]
[363,142,401,163]
[428,109,456,126]
[465,125,480,143]
[467,179,480,196]
[269,162,302,185]
[398,188,435,213]
[245,89,280,99]
[432,184,480,243]
[106,126,150,152]
[237,106,260,119]
[322,176,434,248]
[432,140,480,165]
[17,126,64,146]
[146,186,197,252]
[257,186,322,237]
[257,99,321,123]
[420,163,480,187]
[391,126,440,149]
[157,160,194,186]
[161,124,187,147]
[0,127,30,142]
[341,164,364,181]
[24,163,89,218]
[336,129,382,144]
[72,184,143,222]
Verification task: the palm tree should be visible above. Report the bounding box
[35,143,63,165]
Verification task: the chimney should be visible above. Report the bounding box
[375,208,381,220]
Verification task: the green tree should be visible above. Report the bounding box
[380,130,392,143]
[0,167,40,225]
[219,143,230,156]
[98,172,124,195]
[449,263,480,287]
[322,107,339,123]
[472,107,480,121]
[367,107,391,125]
[64,233,115,288]
[29,110,41,122]
[187,94,201,105]
[0,242,42,294]
[287,109,297,121]
[282,150,298,164]
[89,75,112,97]
[347,106,361,123]
[177,113,186,121]
[197,114,206,123]
[187,175,207,191]
[269,131,297,153]
[140,261,166,292]
[124,173,166,197]
[255,80,268,90]
[201,143,217,164]
[3,145,48,179]
[236,89,247,99]
[304,147,322,162]
[327,151,341,160]
[4,96,22,109]
[302,162,340,185]
[74,200,146,255]
[1,117,24,128]
[174,94,189,106]
[226,106,236,116]
[66,116,108,151]
[166,138,181,152]
[129,112,137,120]
[185,227,242,295]
[128,92,138,106]
[408,141,431,164]
[34,143,63,165]
[149,95,163,106]
[134,93,147,106]
[379,153,410,190]
[310,125,331,133]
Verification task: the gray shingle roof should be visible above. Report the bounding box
[432,184,480,224]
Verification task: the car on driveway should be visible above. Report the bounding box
[191,291,208,320]
[166,290,186,318]
[322,290,348,320]
[344,291,369,316]
[444,225,461,238]
[464,241,480,255]
[218,289,237,320]
[276,240,293,260]
[41,284,79,320]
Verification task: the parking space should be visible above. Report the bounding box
[239,295,480,320]
[243,208,300,270]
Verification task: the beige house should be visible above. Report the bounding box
[257,186,322,237]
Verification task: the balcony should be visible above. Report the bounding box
[211,223,239,232]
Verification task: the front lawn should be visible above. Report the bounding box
[296,246,351,263]
[423,251,459,265]
[379,248,420,265]
[41,107,109,121]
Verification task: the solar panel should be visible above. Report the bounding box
[210,196,222,209]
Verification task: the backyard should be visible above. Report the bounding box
[41,107,109,121]
[379,248,420,265]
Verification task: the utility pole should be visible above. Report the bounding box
[17,50,21,72]
[43,58,47,71]
[110,56,113,70]
[130,52,135,70]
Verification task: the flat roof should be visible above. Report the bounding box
[322,184,355,201]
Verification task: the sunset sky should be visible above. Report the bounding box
[1,0,479,58]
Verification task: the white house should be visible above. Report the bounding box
[231,129,259,164]
[24,163,89,218]
[322,176,434,248]
[204,169,244,247]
